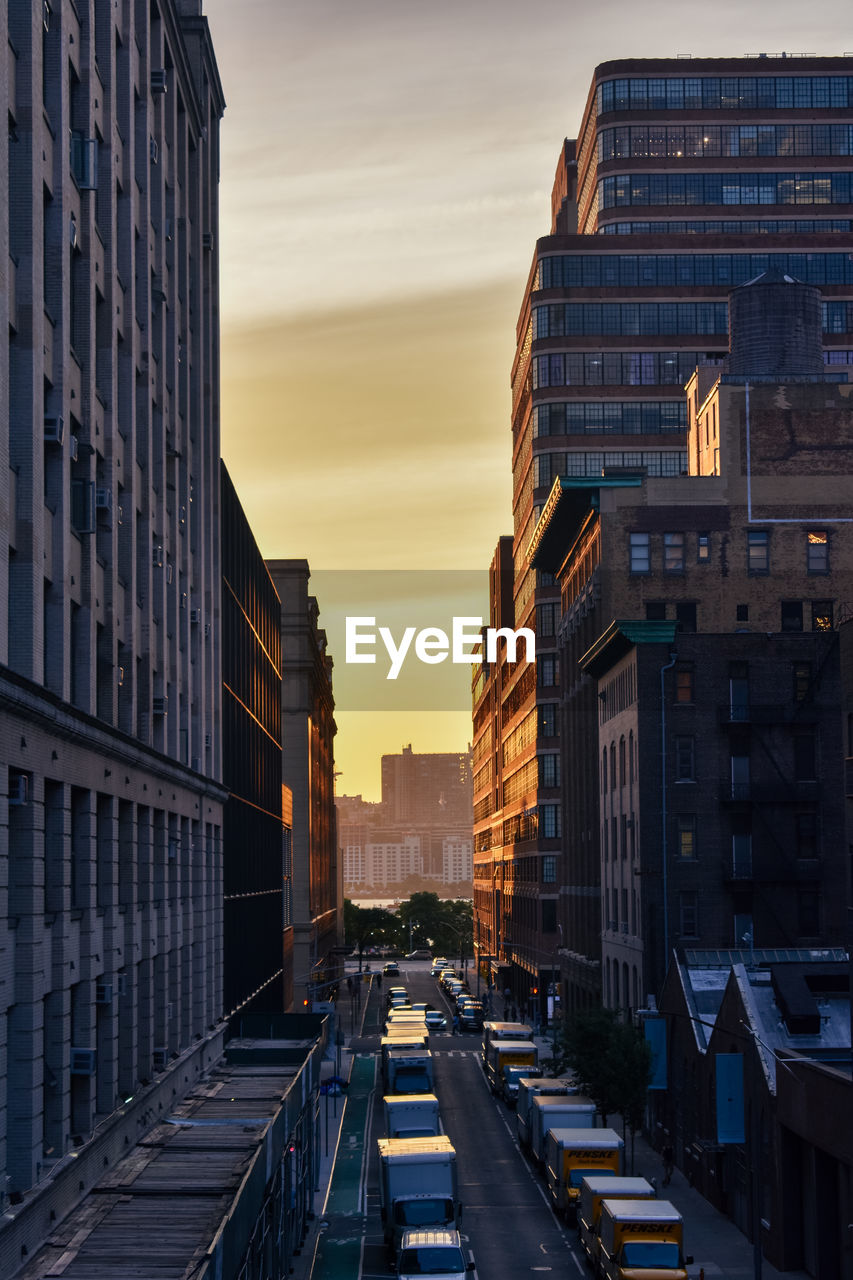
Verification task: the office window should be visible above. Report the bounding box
[677,814,697,858]
[664,532,685,572]
[630,532,650,573]
[747,530,769,573]
[807,529,829,573]
[538,654,558,687]
[793,662,812,702]
[540,753,560,789]
[541,805,561,839]
[675,666,694,703]
[697,532,710,561]
[542,854,557,884]
[679,891,699,938]
[781,600,804,632]
[812,600,833,631]
[675,736,695,780]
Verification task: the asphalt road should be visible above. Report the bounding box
[371,961,586,1279]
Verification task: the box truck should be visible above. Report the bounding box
[483,1039,538,1093]
[377,1136,461,1255]
[577,1176,655,1270]
[515,1076,577,1150]
[544,1127,624,1218]
[528,1095,597,1165]
[597,1198,692,1279]
[384,1093,441,1139]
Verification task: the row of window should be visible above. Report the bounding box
[533,450,687,488]
[597,122,853,162]
[598,171,853,209]
[533,401,687,437]
[537,251,853,290]
[600,218,852,235]
[645,598,832,634]
[532,350,723,389]
[629,528,831,576]
[534,302,730,339]
[596,75,853,115]
[668,892,821,940]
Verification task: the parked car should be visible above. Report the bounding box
[424,1009,448,1032]
[407,949,432,961]
[431,957,449,976]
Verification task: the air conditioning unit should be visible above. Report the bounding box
[69,434,79,462]
[152,1047,168,1071]
[153,696,167,715]
[95,487,112,510]
[166,563,173,585]
[116,504,123,525]
[150,68,168,93]
[149,137,159,163]
[95,982,113,1005]
[44,414,64,444]
[190,608,201,625]
[152,545,163,568]
[117,666,124,687]
[180,592,187,609]
[70,1048,96,1076]
[8,773,29,806]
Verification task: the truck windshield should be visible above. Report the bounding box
[398,1246,465,1275]
[569,1167,615,1187]
[621,1241,680,1268]
[394,1198,453,1226]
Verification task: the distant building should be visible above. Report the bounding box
[267,561,340,1006]
[381,744,473,827]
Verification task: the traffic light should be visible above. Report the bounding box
[531,986,538,996]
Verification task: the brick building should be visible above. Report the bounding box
[531,273,852,1010]
[476,54,853,1022]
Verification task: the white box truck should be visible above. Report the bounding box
[515,1076,577,1151]
[528,1095,597,1165]
[384,1093,441,1139]
[377,1136,461,1256]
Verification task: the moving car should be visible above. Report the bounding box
[407,949,432,961]
[384,961,401,976]
[397,1229,474,1280]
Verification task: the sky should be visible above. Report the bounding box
[204,0,850,799]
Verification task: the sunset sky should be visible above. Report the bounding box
[203,0,848,799]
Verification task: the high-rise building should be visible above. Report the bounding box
[477,55,853,1019]
[381,744,473,828]
[0,0,225,1205]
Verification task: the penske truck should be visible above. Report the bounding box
[597,1198,692,1279]
[577,1175,655,1270]
[544,1127,624,1218]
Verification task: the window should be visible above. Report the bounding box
[542,899,557,932]
[677,814,697,858]
[795,812,817,858]
[781,600,804,632]
[697,532,710,561]
[539,704,558,737]
[646,601,667,621]
[732,830,753,877]
[798,892,820,937]
[538,654,558,687]
[807,529,829,573]
[542,855,557,883]
[619,737,627,786]
[630,532,650,573]
[664,532,685,572]
[793,662,812,702]
[541,805,561,839]
[679,891,699,938]
[793,734,816,781]
[812,600,833,631]
[747,530,769,573]
[675,667,694,703]
[540,754,560,788]
[675,736,695,780]
[736,603,749,623]
[676,602,697,633]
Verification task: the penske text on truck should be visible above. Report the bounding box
[597,1198,692,1279]
[544,1127,624,1218]
[377,1136,461,1256]
[483,1039,538,1093]
[515,1077,577,1151]
[527,1095,597,1165]
[384,1093,441,1139]
[577,1175,656,1271]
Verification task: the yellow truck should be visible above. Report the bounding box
[544,1127,623,1219]
[483,1039,538,1094]
[597,1198,693,1279]
[577,1175,655,1271]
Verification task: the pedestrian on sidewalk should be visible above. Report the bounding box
[661,1141,674,1187]
[452,1013,460,1035]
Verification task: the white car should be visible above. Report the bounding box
[397,1229,474,1280]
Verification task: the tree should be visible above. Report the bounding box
[343,899,401,969]
[553,1007,653,1168]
